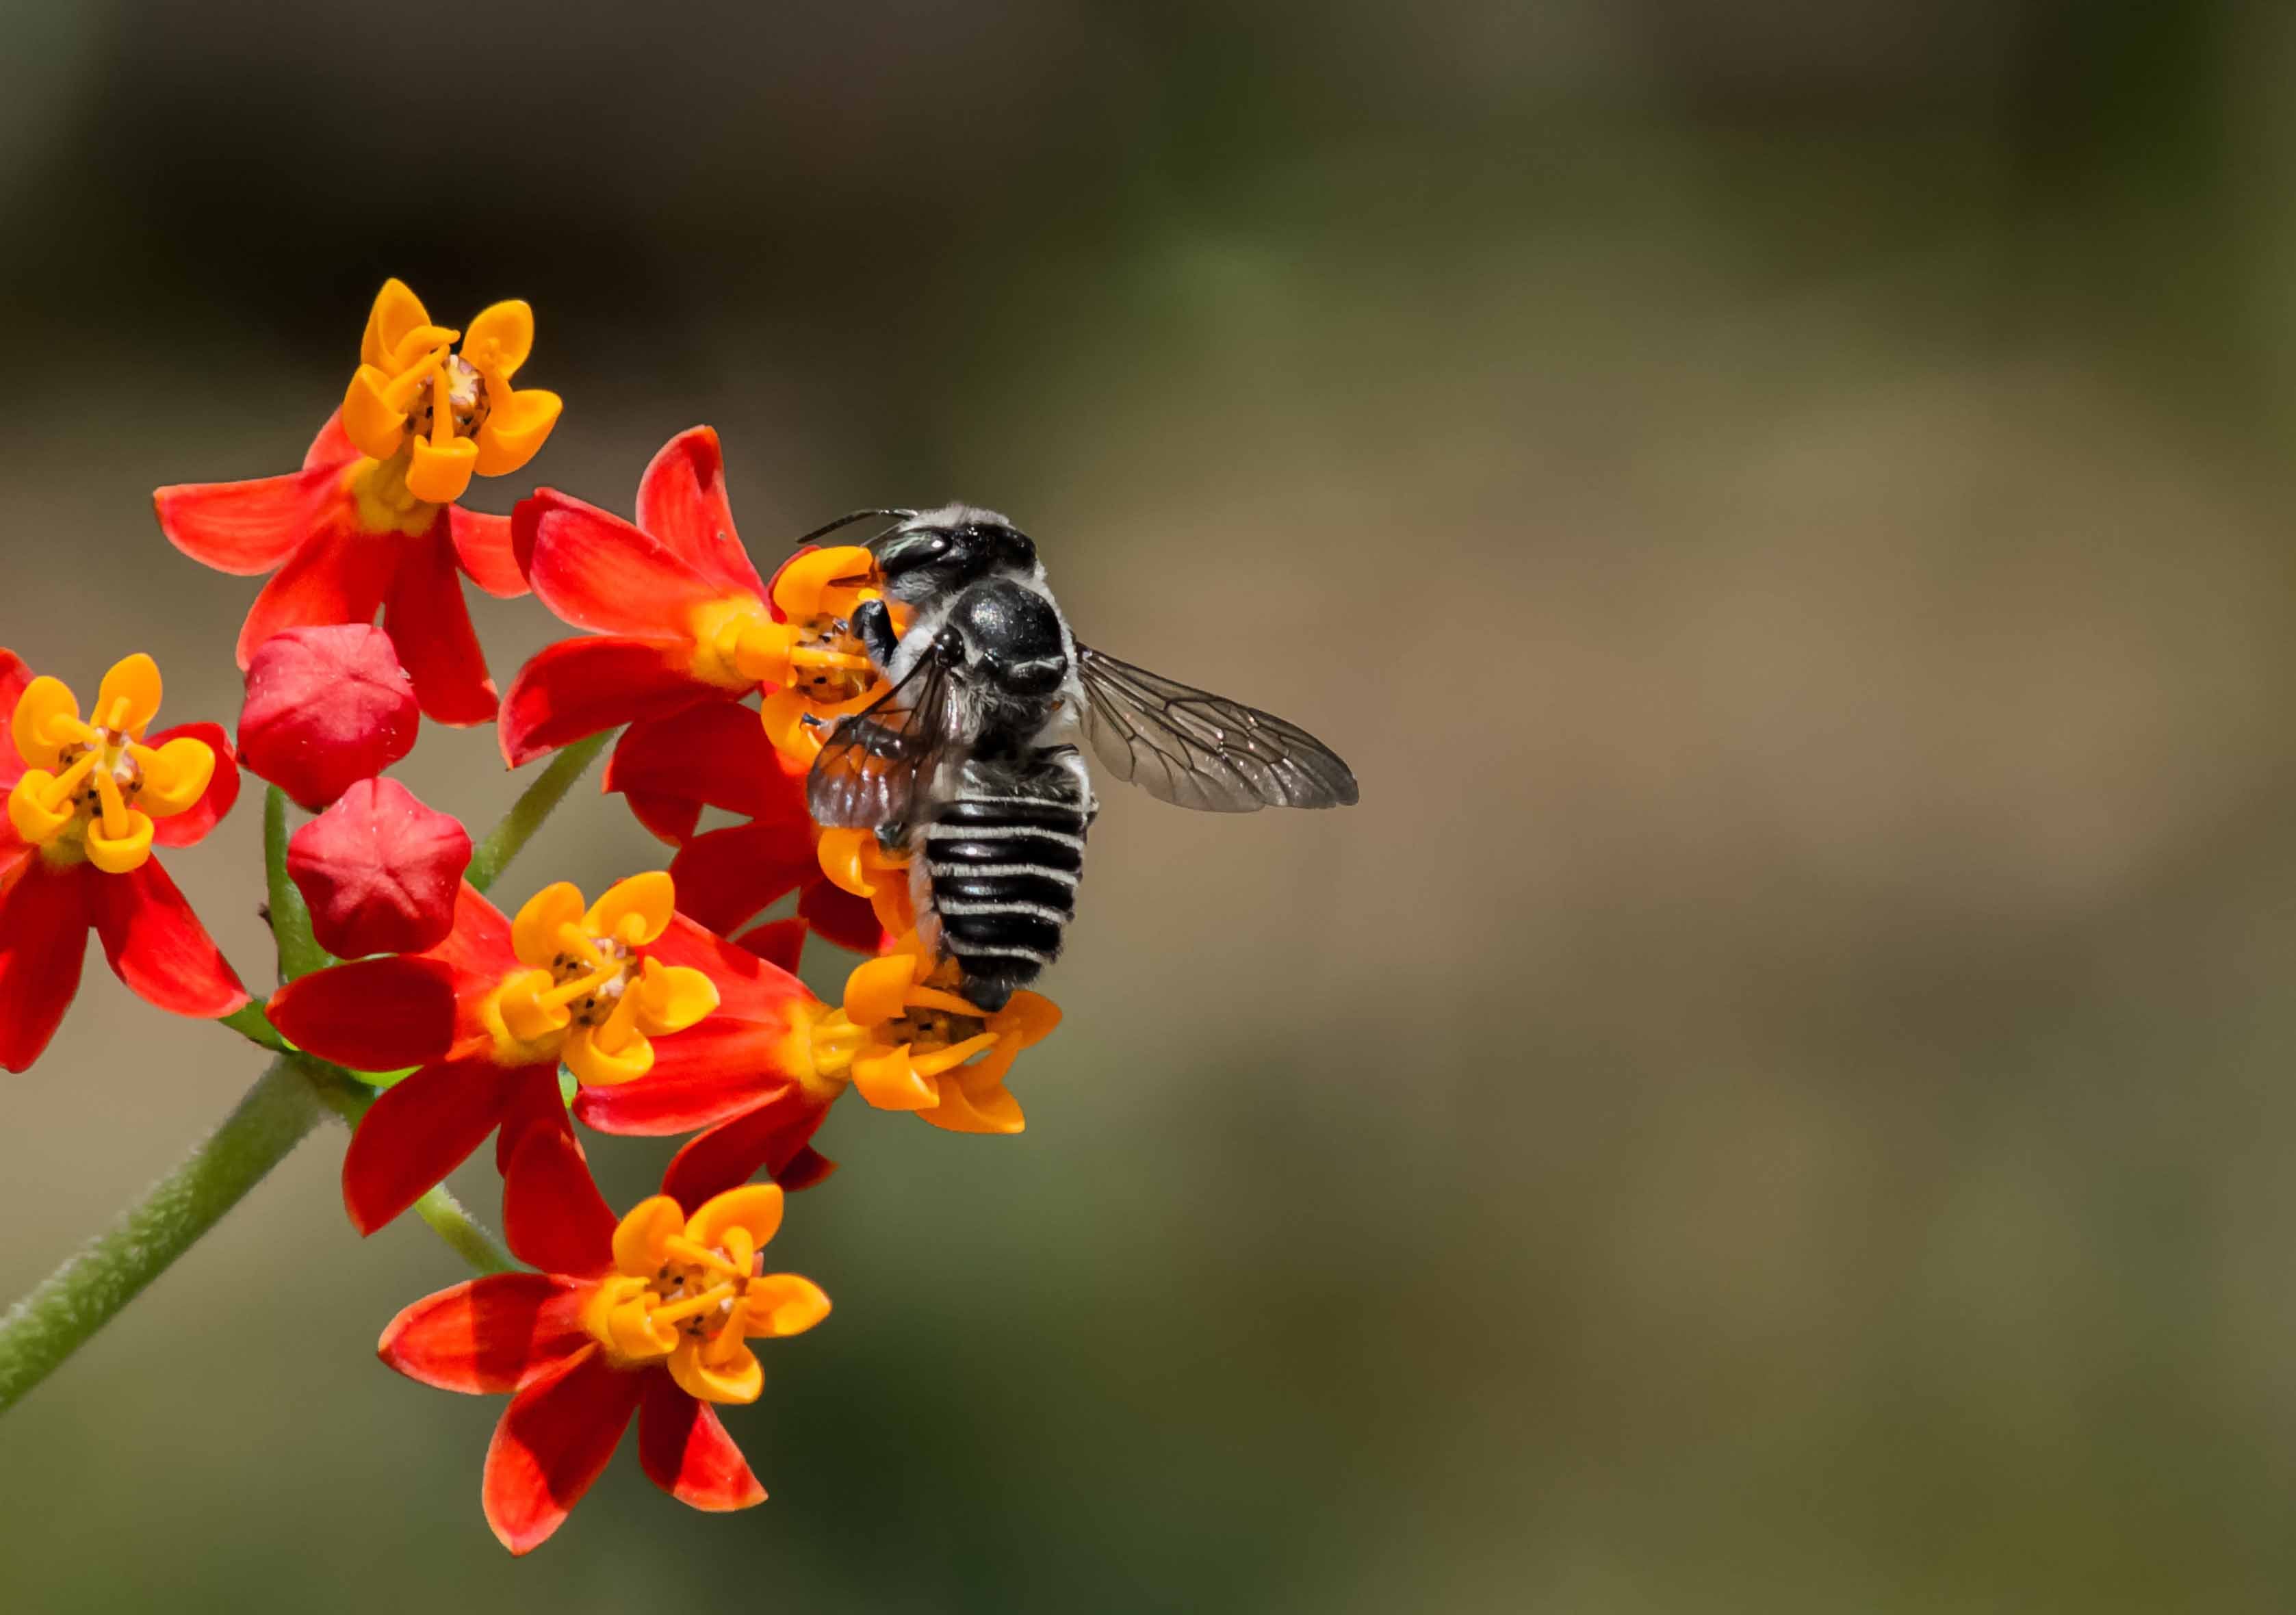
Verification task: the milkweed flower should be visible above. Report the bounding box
[498,426,894,768]
[287,777,471,957]
[577,926,1058,1206]
[266,873,718,1233]
[0,651,245,1071]
[237,624,420,808]
[153,279,558,725]
[378,1125,827,1554]
[604,702,891,961]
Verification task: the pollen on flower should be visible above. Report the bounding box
[480,872,718,1085]
[580,1185,830,1404]
[5,654,214,874]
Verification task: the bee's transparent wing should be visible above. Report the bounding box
[806,651,955,830]
[1074,644,1359,812]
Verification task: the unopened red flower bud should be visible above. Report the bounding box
[287,777,472,957]
[240,625,419,809]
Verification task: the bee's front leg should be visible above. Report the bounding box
[850,598,900,667]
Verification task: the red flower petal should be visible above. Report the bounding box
[378,1273,593,1395]
[155,465,346,577]
[646,912,817,1024]
[493,1063,575,1173]
[637,1371,765,1512]
[662,1096,838,1207]
[449,507,530,599]
[634,427,765,599]
[234,520,398,670]
[0,650,33,790]
[621,789,704,846]
[0,839,31,907]
[341,1055,528,1235]
[517,490,734,636]
[287,779,472,957]
[500,1126,618,1279]
[605,702,803,829]
[734,916,809,973]
[573,1062,779,1137]
[497,636,712,768]
[146,722,241,849]
[90,860,248,1019]
[386,524,498,726]
[424,883,519,1010]
[665,820,818,937]
[303,409,361,471]
[267,956,459,1070]
[798,879,890,956]
[483,1347,643,1556]
[0,862,90,1072]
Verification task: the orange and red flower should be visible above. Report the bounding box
[154,280,559,725]
[578,927,1059,1206]
[378,1125,828,1554]
[498,426,894,768]
[267,873,717,1234]
[0,651,245,1072]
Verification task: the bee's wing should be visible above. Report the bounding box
[1074,644,1359,812]
[806,651,957,830]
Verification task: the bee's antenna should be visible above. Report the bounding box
[791,508,916,548]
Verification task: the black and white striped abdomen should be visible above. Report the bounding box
[918,751,1092,1011]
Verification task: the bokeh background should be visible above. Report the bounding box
[8,2,2296,1609]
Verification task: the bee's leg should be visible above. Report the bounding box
[1048,745,1098,830]
[851,598,900,666]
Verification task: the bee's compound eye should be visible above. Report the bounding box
[877,530,951,576]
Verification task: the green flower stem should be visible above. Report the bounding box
[0,1058,324,1416]
[219,1002,292,1054]
[262,786,330,981]
[466,729,616,894]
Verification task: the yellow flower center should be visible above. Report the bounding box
[480,873,719,1085]
[582,1187,830,1404]
[5,655,214,875]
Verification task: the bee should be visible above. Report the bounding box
[798,504,1359,1011]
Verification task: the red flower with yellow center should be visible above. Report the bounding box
[578,925,1059,1207]
[267,873,717,1234]
[380,1126,827,1555]
[498,426,897,768]
[153,279,560,725]
[0,650,245,1071]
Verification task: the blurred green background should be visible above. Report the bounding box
[8,1,2296,1608]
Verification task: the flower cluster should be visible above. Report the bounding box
[5,280,1068,1553]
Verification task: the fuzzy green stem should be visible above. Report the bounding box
[467,730,617,894]
[0,1059,324,1415]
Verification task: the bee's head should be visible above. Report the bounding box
[868,506,1037,599]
